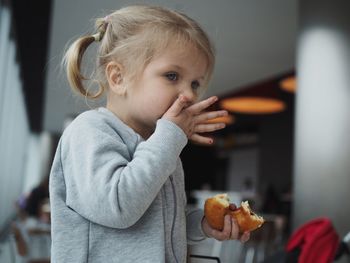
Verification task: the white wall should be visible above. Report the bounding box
[293,0,350,239]
[22,132,53,194]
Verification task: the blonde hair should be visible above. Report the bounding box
[63,5,215,99]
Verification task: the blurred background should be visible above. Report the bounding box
[1,0,350,262]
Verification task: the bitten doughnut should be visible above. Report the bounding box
[204,193,264,232]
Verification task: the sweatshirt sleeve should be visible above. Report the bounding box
[186,208,207,244]
[60,117,187,229]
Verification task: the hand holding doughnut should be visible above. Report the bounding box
[204,193,264,233]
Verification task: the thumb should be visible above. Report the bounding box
[166,95,188,116]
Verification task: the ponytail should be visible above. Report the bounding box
[63,34,104,99]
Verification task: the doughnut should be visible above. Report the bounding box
[204,193,264,232]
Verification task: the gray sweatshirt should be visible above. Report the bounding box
[49,107,206,263]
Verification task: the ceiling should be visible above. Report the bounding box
[12,0,298,133]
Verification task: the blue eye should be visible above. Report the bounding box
[165,72,178,81]
[191,80,200,91]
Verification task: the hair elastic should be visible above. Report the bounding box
[93,15,110,42]
[92,32,101,42]
[104,15,111,23]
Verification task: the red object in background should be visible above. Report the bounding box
[286,217,340,263]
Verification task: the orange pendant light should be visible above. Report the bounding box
[220,97,286,114]
[280,76,296,93]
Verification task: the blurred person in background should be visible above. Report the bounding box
[12,176,51,263]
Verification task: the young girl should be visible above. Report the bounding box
[49,5,250,262]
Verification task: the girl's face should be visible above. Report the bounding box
[125,44,209,138]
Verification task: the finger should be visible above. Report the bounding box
[230,218,240,240]
[195,110,228,123]
[194,123,225,133]
[211,215,231,241]
[221,215,232,240]
[240,231,250,243]
[166,95,189,117]
[190,134,214,145]
[229,204,237,211]
[209,215,232,241]
[208,229,225,241]
[187,96,218,114]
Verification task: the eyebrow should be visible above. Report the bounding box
[167,64,205,80]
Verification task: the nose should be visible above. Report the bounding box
[180,85,197,104]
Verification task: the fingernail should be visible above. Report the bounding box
[180,95,187,102]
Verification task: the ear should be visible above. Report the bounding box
[105,61,126,95]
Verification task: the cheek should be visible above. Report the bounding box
[151,95,172,112]
[148,91,176,114]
